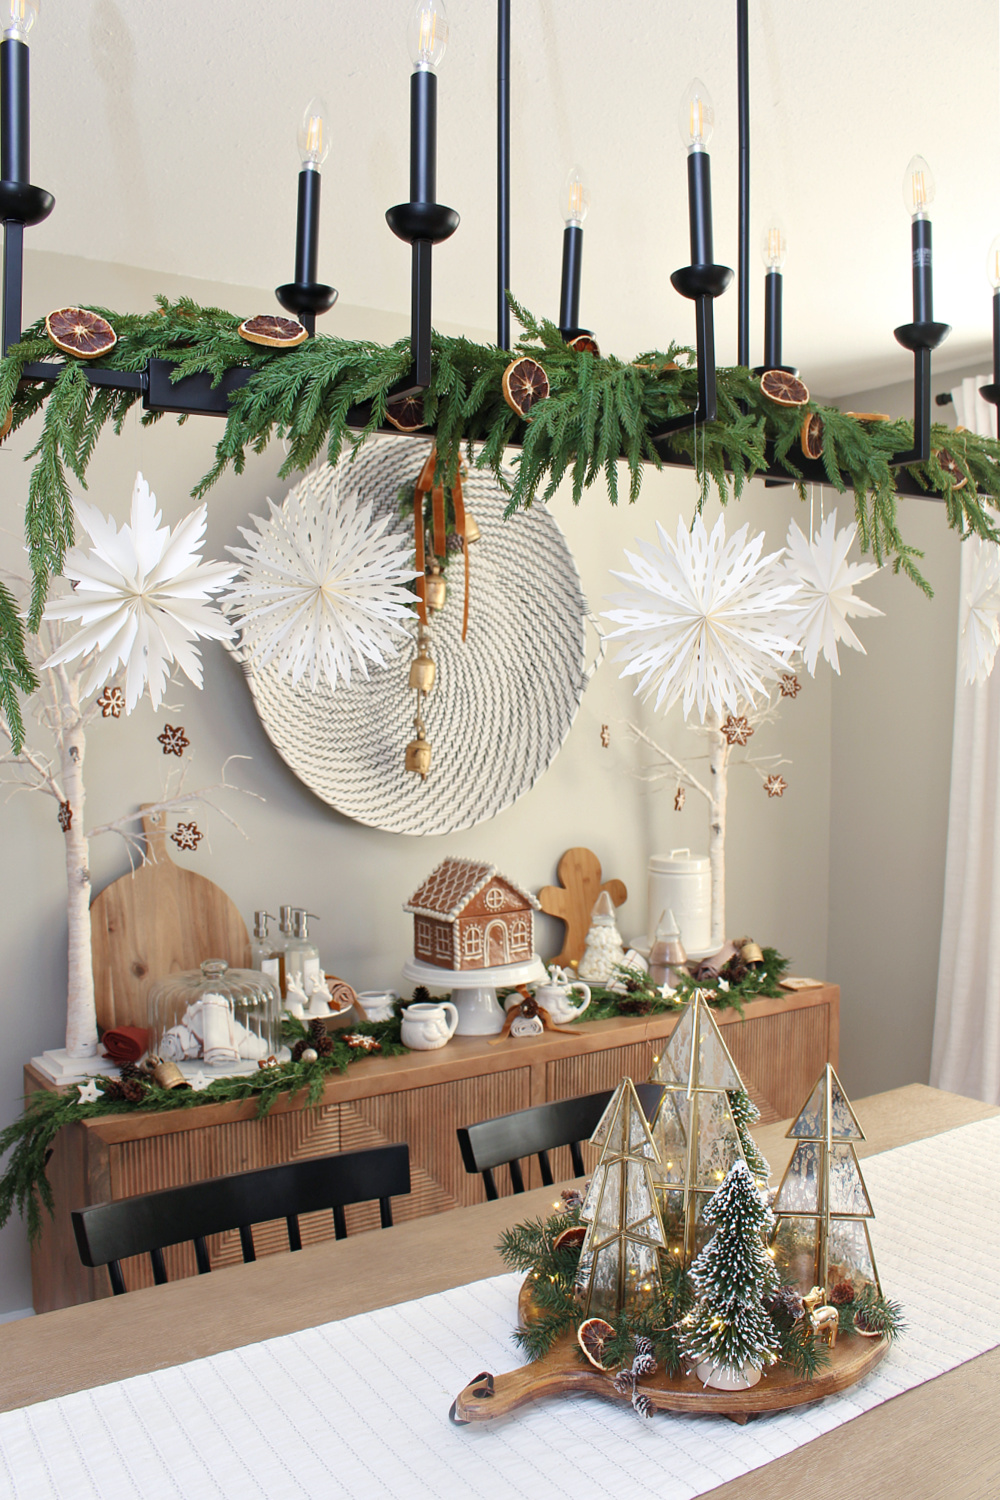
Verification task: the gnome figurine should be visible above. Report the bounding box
[577,890,627,983]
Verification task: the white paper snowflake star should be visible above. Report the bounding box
[43,472,237,712]
[780,511,882,675]
[226,467,419,691]
[959,531,1000,685]
[603,513,801,721]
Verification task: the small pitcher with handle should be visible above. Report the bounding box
[401,1000,459,1050]
[533,966,591,1024]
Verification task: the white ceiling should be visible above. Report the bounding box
[25,0,1000,396]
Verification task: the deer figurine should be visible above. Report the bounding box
[802,1286,840,1347]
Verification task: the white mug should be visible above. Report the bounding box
[401,1000,459,1051]
[532,978,591,1024]
[357,990,398,1023]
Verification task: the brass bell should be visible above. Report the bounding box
[463,512,481,544]
[739,939,765,966]
[408,640,436,694]
[425,561,447,613]
[148,1055,190,1090]
[405,728,432,779]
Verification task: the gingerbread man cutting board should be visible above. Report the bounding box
[537,848,627,967]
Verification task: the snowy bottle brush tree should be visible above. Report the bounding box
[678,1159,780,1389]
[605,507,881,945]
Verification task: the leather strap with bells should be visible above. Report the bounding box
[412,446,471,640]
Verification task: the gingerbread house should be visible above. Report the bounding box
[404,858,540,971]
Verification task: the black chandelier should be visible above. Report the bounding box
[0,0,994,499]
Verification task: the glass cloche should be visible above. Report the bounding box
[147,959,282,1069]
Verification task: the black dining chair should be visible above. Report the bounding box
[456,1084,664,1200]
[72,1143,411,1295]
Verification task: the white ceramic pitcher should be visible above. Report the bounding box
[400,1000,459,1050]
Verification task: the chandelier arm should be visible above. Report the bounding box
[497,0,511,351]
[0,34,53,356]
[736,0,750,371]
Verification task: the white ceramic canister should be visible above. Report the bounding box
[647,850,712,957]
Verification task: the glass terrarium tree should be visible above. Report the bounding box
[574,1077,667,1320]
[769,1064,881,1297]
[647,990,752,1265]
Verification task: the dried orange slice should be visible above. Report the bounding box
[553,1225,586,1252]
[577,1317,616,1370]
[46,308,117,360]
[238,315,308,348]
[800,411,824,460]
[385,392,426,432]
[0,409,11,442]
[760,370,809,406]
[569,334,600,357]
[935,449,968,491]
[502,357,550,417]
[845,412,890,423]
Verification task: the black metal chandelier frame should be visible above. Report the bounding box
[0,0,986,504]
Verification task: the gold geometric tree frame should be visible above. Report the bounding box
[769,1063,881,1297]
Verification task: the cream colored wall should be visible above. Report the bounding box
[826,367,972,1101]
[0,252,840,1314]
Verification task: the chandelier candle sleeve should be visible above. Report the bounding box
[904,154,934,324]
[761,226,786,371]
[680,79,715,266]
[982,237,1000,438]
[294,98,329,288]
[559,166,589,337]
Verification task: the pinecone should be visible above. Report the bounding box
[102,1079,126,1102]
[619,998,652,1016]
[122,1078,147,1104]
[830,1280,856,1306]
[314,1033,334,1058]
[633,1334,655,1360]
[412,986,431,1004]
[624,975,644,994]
[291,1039,310,1063]
[119,1061,144,1082]
[613,1369,636,1396]
[764,1286,804,1323]
[308,1018,326,1041]
[631,1350,657,1378]
[631,1389,654,1419]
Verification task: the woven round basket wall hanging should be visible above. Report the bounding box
[237,435,594,836]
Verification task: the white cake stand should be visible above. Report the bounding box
[401,955,547,1035]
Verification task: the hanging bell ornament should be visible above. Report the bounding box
[463,512,481,544]
[425,561,447,613]
[738,938,765,967]
[405,727,432,779]
[408,634,436,694]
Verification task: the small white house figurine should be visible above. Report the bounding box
[404,857,540,971]
[577,890,627,983]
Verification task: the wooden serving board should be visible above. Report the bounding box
[90,805,250,1032]
[537,848,627,966]
[451,1276,889,1424]
[451,1328,889,1425]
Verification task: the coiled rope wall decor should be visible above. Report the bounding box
[238,436,593,836]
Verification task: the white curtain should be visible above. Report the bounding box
[930,375,1000,1103]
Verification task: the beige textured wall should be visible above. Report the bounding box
[0,252,835,1313]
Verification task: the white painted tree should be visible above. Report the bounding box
[0,611,259,1058]
[605,508,882,947]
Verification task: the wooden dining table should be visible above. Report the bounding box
[2,1082,997,1499]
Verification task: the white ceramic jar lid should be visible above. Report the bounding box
[649,848,710,873]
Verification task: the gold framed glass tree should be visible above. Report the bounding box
[769,1064,881,1297]
[574,1077,667,1320]
[647,991,750,1265]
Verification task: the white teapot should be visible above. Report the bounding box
[533,966,591,1024]
[400,1000,459,1051]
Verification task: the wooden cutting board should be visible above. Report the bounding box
[537,848,627,967]
[90,805,251,1032]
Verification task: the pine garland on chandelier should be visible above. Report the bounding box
[2,291,999,750]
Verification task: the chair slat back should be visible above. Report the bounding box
[72,1144,411,1292]
[457,1085,664,1199]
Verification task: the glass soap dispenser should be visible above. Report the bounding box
[250,911,283,994]
[284,909,321,993]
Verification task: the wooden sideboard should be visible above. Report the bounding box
[25,984,838,1311]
